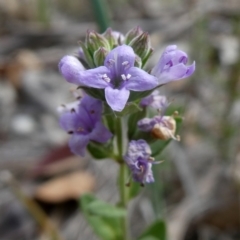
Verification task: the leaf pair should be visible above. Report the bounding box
[80,194,126,240]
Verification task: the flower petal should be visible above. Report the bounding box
[137,117,156,132]
[90,121,112,143]
[59,100,95,132]
[80,95,102,122]
[184,61,196,78]
[151,45,180,76]
[124,139,152,165]
[157,62,195,84]
[126,67,158,91]
[59,111,83,132]
[79,66,110,88]
[69,134,90,156]
[59,56,85,84]
[104,45,135,79]
[105,86,130,112]
[144,164,154,183]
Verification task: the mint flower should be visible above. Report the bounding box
[152,45,195,84]
[124,140,155,184]
[59,95,112,156]
[59,45,158,112]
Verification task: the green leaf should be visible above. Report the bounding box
[114,102,142,117]
[140,237,159,240]
[81,87,106,101]
[80,194,123,240]
[150,139,171,158]
[87,142,112,159]
[127,108,147,139]
[128,181,141,200]
[87,200,126,218]
[138,219,167,240]
[128,89,154,102]
[103,113,116,134]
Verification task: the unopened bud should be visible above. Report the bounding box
[102,28,125,48]
[125,26,143,44]
[129,32,151,60]
[78,41,95,68]
[93,47,108,66]
[86,30,110,55]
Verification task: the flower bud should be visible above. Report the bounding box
[102,28,125,48]
[78,41,95,68]
[93,47,108,66]
[128,32,152,62]
[125,26,143,44]
[86,30,110,55]
[151,116,180,141]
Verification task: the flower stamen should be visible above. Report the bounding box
[102,74,111,83]
[121,74,131,81]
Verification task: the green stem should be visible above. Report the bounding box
[116,117,123,158]
[116,117,129,240]
[119,163,129,240]
[90,0,111,32]
[119,163,128,208]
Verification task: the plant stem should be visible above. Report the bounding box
[90,0,111,32]
[116,117,129,239]
[118,162,129,240]
[116,117,123,158]
[119,163,128,208]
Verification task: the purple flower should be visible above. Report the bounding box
[151,45,195,85]
[59,45,158,112]
[59,56,85,84]
[124,140,154,184]
[59,95,112,156]
[140,90,169,110]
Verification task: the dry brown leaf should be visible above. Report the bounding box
[34,171,95,203]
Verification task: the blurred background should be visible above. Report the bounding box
[0,0,240,239]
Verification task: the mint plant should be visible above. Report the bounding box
[58,27,195,240]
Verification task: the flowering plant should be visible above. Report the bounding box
[58,27,195,240]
